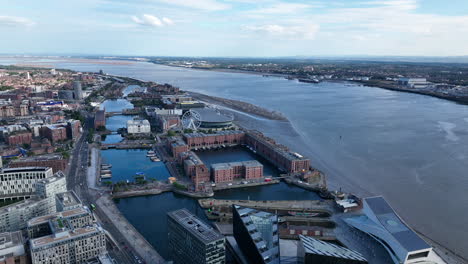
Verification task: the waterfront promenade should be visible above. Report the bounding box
[96,194,165,263]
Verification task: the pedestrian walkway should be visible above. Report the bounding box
[96,195,165,264]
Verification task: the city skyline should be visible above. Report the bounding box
[2,0,468,57]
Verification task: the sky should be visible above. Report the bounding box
[1,0,468,57]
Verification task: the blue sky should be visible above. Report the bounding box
[1,0,467,57]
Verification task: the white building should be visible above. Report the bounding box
[0,171,66,232]
[127,119,151,134]
[0,167,54,201]
[398,78,428,88]
[30,225,106,264]
[0,231,26,263]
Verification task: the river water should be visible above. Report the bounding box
[1,58,467,259]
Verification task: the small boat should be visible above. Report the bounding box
[101,174,112,179]
[146,154,156,157]
[151,157,160,162]
[101,163,112,168]
[147,150,155,155]
[288,211,320,217]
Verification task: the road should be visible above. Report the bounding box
[68,114,149,264]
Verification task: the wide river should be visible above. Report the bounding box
[1,58,467,259]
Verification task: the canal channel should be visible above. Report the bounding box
[100,86,321,259]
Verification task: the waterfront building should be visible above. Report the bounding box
[0,167,54,201]
[245,131,310,173]
[55,191,82,212]
[397,78,428,88]
[195,108,234,129]
[30,224,106,264]
[297,235,367,264]
[344,196,432,264]
[127,119,151,134]
[73,80,83,100]
[0,231,27,263]
[184,130,245,149]
[180,151,210,190]
[211,160,263,183]
[0,171,66,232]
[232,205,280,264]
[167,208,225,264]
[94,110,106,129]
[168,137,189,158]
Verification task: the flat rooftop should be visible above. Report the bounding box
[56,191,81,208]
[1,167,51,173]
[0,231,23,249]
[184,130,244,138]
[212,160,262,170]
[27,206,89,227]
[30,225,103,250]
[168,209,224,244]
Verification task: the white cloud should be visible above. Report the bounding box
[162,17,174,25]
[244,23,320,39]
[249,3,316,15]
[0,16,35,27]
[157,0,230,11]
[132,14,174,27]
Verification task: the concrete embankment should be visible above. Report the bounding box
[188,91,288,121]
[112,188,171,199]
[96,195,165,264]
[212,179,279,191]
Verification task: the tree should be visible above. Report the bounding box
[167,130,176,137]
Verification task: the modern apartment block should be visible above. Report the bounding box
[168,208,225,264]
[29,224,106,264]
[0,167,54,201]
[232,205,280,264]
[0,231,27,263]
[27,205,93,239]
[0,172,66,232]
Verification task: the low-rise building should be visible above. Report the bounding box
[211,160,263,183]
[127,119,151,134]
[5,131,32,146]
[9,154,68,174]
[0,231,27,264]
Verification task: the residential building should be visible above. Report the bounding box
[0,167,54,201]
[27,205,93,239]
[297,235,367,264]
[9,154,68,174]
[127,119,151,134]
[168,208,225,264]
[5,132,32,146]
[30,224,106,264]
[344,196,433,264]
[41,125,67,143]
[0,171,66,232]
[232,205,280,264]
[0,231,27,264]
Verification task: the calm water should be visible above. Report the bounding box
[100,149,171,183]
[2,58,467,258]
